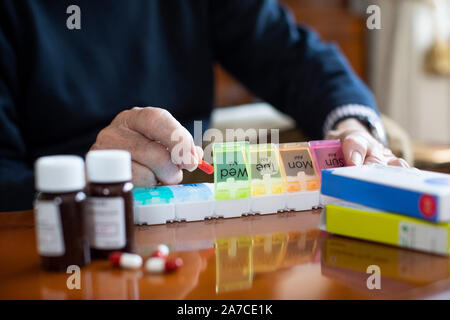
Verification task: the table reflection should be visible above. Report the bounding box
[6,209,450,299]
[135,210,322,295]
[320,235,450,296]
[216,236,253,293]
[37,264,142,300]
[215,229,319,293]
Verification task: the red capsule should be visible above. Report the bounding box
[198,160,214,174]
[165,257,183,272]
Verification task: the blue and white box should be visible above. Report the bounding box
[321,164,450,222]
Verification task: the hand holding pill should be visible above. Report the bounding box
[89,107,204,188]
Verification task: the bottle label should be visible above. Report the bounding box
[86,197,126,249]
[34,201,65,256]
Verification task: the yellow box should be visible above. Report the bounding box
[320,201,450,255]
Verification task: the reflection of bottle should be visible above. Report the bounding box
[215,236,253,293]
[34,156,90,271]
[252,233,287,273]
[86,150,135,259]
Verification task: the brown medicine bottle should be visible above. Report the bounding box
[34,156,91,271]
[85,150,134,259]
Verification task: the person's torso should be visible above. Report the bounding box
[3,0,214,159]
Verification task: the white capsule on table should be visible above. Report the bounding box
[109,252,143,270]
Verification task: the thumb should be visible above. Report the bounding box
[342,134,369,166]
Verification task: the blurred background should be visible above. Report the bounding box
[208,0,450,173]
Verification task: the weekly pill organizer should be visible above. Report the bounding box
[133,140,346,225]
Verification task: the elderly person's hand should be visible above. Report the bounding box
[90,107,203,187]
[326,118,409,167]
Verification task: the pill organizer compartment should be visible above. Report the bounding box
[278,142,321,211]
[168,183,215,222]
[133,186,176,225]
[213,142,252,218]
[308,139,346,179]
[249,144,286,214]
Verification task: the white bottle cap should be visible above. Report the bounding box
[86,150,132,183]
[35,155,86,193]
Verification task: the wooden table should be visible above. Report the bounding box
[413,141,450,174]
[1,209,450,300]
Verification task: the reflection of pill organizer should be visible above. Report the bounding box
[134,140,347,225]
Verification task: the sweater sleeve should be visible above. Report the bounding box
[211,0,378,139]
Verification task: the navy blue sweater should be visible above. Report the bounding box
[0,0,377,211]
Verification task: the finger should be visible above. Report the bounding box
[364,155,386,165]
[128,134,184,185]
[171,127,199,171]
[364,142,392,165]
[324,129,341,140]
[125,107,197,169]
[342,133,369,166]
[382,148,394,157]
[132,161,157,188]
[184,145,205,172]
[134,139,183,185]
[195,146,204,161]
[388,157,410,168]
[97,127,184,185]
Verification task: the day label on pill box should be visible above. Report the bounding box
[215,151,249,183]
[313,148,345,170]
[280,149,316,177]
[398,221,448,254]
[34,201,65,256]
[86,197,126,249]
[250,149,281,180]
